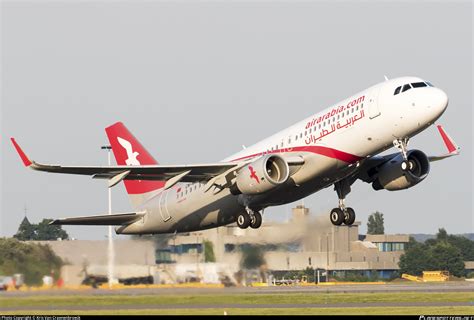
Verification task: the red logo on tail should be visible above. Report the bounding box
[248,166,260,184]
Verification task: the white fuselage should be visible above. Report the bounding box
[116,76,448,234]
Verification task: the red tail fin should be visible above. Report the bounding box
[105,122,165,196]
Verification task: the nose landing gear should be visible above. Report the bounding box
[393,137,413,171]
[330,180,356,226]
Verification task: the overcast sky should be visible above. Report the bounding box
[1,1,472,240]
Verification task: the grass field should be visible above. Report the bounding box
[1,307,474,315]
[1,292,473,315]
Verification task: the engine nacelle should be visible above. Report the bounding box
[231,154,290,195]
[372,150,430,191]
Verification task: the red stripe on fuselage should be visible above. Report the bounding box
[231,145,362,163]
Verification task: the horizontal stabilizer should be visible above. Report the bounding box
[50,212,144,226]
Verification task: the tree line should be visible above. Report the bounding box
[13,217,69,241]
[399,228,473,277]
[0,238,63,286]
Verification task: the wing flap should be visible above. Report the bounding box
[50,212,144,226]
[29,161,237,180]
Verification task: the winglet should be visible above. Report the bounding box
[10,138,32,167]
[428,125,460,162]
[436,125,459,154]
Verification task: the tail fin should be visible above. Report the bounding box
[105,122,165,207]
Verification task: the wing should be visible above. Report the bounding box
[50,212,143,225]
[11,137,241,189]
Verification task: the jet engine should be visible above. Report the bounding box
[372,150,430,191]
[231,154,290,195]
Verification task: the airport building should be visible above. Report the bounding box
[37,206,412,285]
[160,205,409,281]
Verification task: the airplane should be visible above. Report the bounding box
[11,76,460,235]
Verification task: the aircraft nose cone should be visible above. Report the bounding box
[436,88,449,112]
[427,88,448,119]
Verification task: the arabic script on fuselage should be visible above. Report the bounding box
[304,95,366,144]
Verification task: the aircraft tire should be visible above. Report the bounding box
[237,213,251,229]
[330,208,344,226]
[401,160,412,171]
[343,207,356,225]
[250,212,262,229]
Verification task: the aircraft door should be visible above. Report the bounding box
[368,86,381,119]
[159,191,171,222]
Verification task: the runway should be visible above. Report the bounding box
[2,281,473,297]
[1,301,473,312]
[2,282,473,315]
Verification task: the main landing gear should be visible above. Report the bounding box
[393,137,413,171]
[237,207,263,229]
[330,180,356,226]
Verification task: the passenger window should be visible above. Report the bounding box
[402,84,412,92]
[300,133,302,138]
[295,135,298,141]
[305,131,307,136]
[394,86,401,95]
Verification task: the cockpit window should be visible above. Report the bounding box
[396,81,433,95]
[411,82,427,88]
[402,84,412,93]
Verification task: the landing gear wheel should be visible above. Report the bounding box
[330,208,344,226]
[343,207,356,225]
[237,213,251,229]
[401,161,409,171]
[401,160,414,171]
[250,212,262,229]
